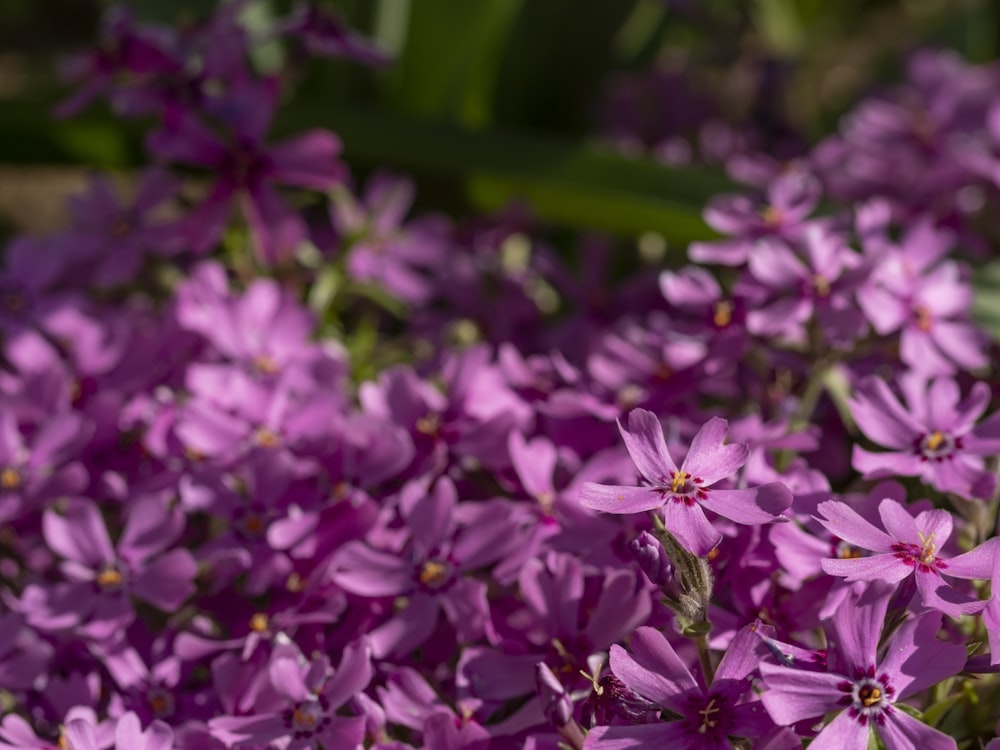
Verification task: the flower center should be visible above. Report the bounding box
[252,354,280,376]
[416,413,441,437]
[840,673,896,726]
[914,304,933,332]
[250,612,269,632]
[659,470,707,506]
[712,300,732,328]
[697,698,720,733]
[148,687,175,717]
[812,274,831,297]
[96,565,124,590]
[761,205,783,228]
[282,697,331,736]
[254,427,281,448]
[891,533,946,573]
[915,430,959,461]
[0,467,21,490]
[418,559,452,590]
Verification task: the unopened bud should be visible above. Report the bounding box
[629,531,673,588]
[536,663,586,750]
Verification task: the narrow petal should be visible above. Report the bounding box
[700,486,786,525]
[820,554,911,583]
[880,611,966,699]
[681,417,750,486]
[113,713,142,750]
[829,582,891,672]
[662,501,722,556]
[807,711,869,750]
[140,721,175,750]
[849,376,923,449]
[815,500,894,552]
[877,706,957,750]
[914,571,985,617]
[617,408,676,483]
[758,662,846,724]
[369,594,439,659]
[878,499,921,545]
[852,446,924,480]
[270,657,311,702]
[132,549,198,611]
[43,500,115,568]
[913,508,953,547]
[330,542,413,596]
[583,722,695,749]
[579,483,663,515]
[609,626,698,713]
[945,538,1000,580]
[325,638,374,710]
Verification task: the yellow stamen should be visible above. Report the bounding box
[697,698,720,732]
[812,274,831,297]
[250,612,269,632]
[712,300,732,328]
[914,305,933,332]
[925,431,944,451]
[917,531,937,564]
[860,686,882,707]
[293,707,317,727]
[0,467,20,490]
[419,560,449,588]
[761,205,783,228]
[252,354,280,375]
[254,427,280,447]
[96,567,123,588]
[416,414,440,436]
[671,472,689,493]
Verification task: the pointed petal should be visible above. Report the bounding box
[881,611,966,699]
[580,483,663,514]
[820,554,911,583]
[583,722,696,749]
[662,501,721,556]
[758,662,845,724]
[681,417,749,486]
[829,582,891,672]
[609,627,698,714]
[815,501,894,552]
[617,408,676,483]
[914,570,985,617]
[943,538,999,580]
[700,486,787,525]
[878,499,921,544]
[877,706,957,750]
[807,711,869,750]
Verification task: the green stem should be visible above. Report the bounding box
[695,632,716,684]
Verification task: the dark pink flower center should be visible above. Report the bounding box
[655,470,708,506]
[837,668,896,726]
[913,430,961,462]
[282,696,331,738]
[891,531,947,573]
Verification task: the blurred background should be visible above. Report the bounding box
[2,0,1000,242]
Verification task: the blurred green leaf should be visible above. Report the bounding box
[973,261,1000,342]
[383,0,523,122]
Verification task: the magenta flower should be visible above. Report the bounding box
[815,497,996,616]
[849,373,1000,499]
[209,638,371,749]
[65,711,174,750]
[760,583,965,750]
[148,81,346,264]
[24,495,198,640]
[581,409,791,554]
[585,624,774,748]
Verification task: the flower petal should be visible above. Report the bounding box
[815,500,894,552]
[881,611,966,699]
[820,554,911,583]
[580,483,663,515]
[662,501,721,556]
[617,408,676,483]
[759,662,846,724]
[877,704,958,750]
[680,417,749,486]
[700,486,788,525]
[609,626,698,713]
[807,711,869,750]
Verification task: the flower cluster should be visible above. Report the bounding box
[3,3,1000,749]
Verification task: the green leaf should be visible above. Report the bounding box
[972,261,1000,342]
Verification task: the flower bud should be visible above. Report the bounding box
[629,531,673,588]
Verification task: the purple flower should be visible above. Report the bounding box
[24,495,197,640]
[760,583,965,750]
[275,2,392,65]
[66,711,174,750]
[815,497,995,616]
[849,373,1000,499]
[581,409,792,554]
[585,624,774,747]
[209,638,371,750]
[148,81,346,264]
[688,170,820,266]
